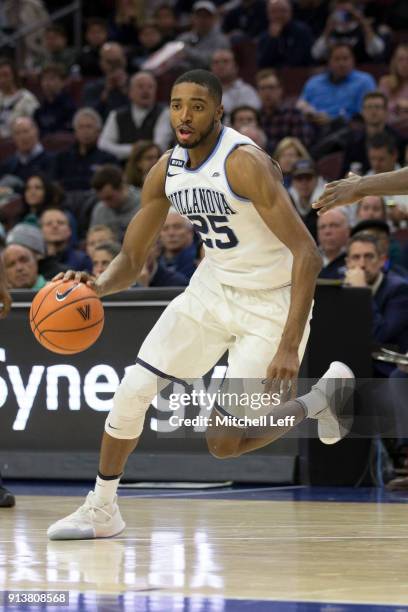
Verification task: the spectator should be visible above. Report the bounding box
[40,24,77,73]
[20,174,63,225]
[2,243,46,290]
[312,1,387,64]
[154,5,179,43]
[289,159,326,241]
[222,0,267,38]
[158,209,196,282]
[40,208,92,272]
[53,108,117,193]
[77,18,109,78]
[0,58,39,138]
[292,0,329,38]
[379,44,408,126]
[90,165,141,241]
[177,1,230,70]
[82,42,129,120]
[256,68,315,154]
[230,105,260,132]
[128,21,165,73]
[317,208,350,279]
[350,219,406,278]
[98,71,171,160]
[257,0,313,69]
[108,0,142,47]
[34,64,76,136]
[297,43,376,127]
[238,124,267,148]
[86,224,118,258]
[5,221,67,280]
[273,136,312,188]
[210,49,260,121]
[344,233,408,376]
[136,240,192,287]
[3,0,49,71]
[92,241,121,277]
[340,91,405,177]
[125,141,161,189]
[366,132,408,221]
[0,117,54,182]
[356,196,387,222]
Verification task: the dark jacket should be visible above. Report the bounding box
[257,20,313,68]
[319,253,347,280]
[0,149,55,182]
[54,143,118,191]
[34,91,76,135]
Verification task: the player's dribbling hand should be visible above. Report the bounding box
[264,349,299,404]
[52,270,98,292]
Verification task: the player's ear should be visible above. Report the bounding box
[216,104,224,122]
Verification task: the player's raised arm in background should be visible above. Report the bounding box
[313,167,408,215]
[226,145,322,392]
[57,154,171,297]
[0,255,11,318]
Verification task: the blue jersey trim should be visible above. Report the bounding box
[224,143,252,202]
[183,126,225,173]
[136,357,185,385]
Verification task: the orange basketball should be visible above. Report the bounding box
[29,280,104,354]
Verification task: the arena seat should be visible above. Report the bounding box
[316,151,345,181]
[42,131,76,153]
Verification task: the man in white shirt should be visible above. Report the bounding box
[98,71,173,160]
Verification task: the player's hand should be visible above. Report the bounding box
[52,270,98,292]
[264,348,299,404]
[312,172,361,215]
[0,285,12,319]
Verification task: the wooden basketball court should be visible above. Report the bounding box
[1,485,408,611]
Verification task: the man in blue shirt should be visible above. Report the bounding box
[297,43,376,126]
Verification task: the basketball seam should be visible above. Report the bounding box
[37,334,81,353]
[30,280,65,323]
[33,295,102,328]
[39,317,105,334]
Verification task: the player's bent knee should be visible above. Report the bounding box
[105,363,158,440]
[206,436,241,459]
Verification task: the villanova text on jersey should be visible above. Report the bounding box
[164,126,293,290]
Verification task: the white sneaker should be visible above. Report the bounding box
[310,361,355,445]
[47,491,125,541]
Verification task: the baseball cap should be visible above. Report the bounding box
[193,1,217,14]
[350,219,390,237]
[292,159,317,177]
[6,223,46,256]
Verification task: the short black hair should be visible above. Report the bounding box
[173,69,222,104]
[91,164,123,191]
[347,232,381,255]
[230,105,260,127]
[367,132,397,154]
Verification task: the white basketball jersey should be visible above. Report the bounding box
[165,126,293,290]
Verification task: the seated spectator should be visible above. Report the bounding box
[273,136,312,188]
[350,219,406,278]
[40,208,92,272]
[2,243,46,290]
[98,72,171,161]
[20,174,63,225]
[379,44,408,125]
[317,208,350,279]
[366,132,408,222]
[34,64,76,136]
[90,165,141,241]
[136,240,192,287]
[82,43,129,120]
[289,159,326,241]
[0,117,54,182]
[3,0,49,71]
[177,1,230,70]
[238,124,267,148]
[222,0,267,38]
[77,18,109,78]
[0,58,39,138]
[128,21,165,73]
[125,141,161,189]
[356,196,387,223]
[92,241,121,277]
[86,224,118,258]
[257,0,313,69]
[158,209,197,282]
[340,91,405,177]
[344,233,408,376]
[154,5,179,43]
[312,1,387,64]
[40,24,77,73]
[107,0,141,47]
[230,106,260,132]
[5,222,67,280]
[53,108,117,193]
[297,44,376,127]
[210,49,260,122]
[256,68,315,154]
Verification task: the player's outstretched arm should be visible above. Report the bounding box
[56,154,171,297]
[313,167,408,215]
[226,146,322,396]
[0,256,11,318]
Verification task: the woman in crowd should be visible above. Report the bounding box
[273,137,312,188]
[380,44,408,125]
[0,58,39,139]
[20,174,63,225]
[125,141,162,189]
[92,241,121,278]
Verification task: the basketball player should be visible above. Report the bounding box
[0,257,15,507]
[48,70,354,540]
[314,167,408,215]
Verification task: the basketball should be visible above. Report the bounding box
[29,280,104,355]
